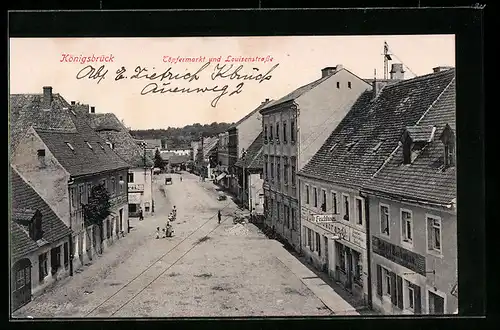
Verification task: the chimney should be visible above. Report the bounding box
[261,98,270,105]
[372,80,389,99]
[42,86,53,109]
[321,67,336,78]
[71,101,75,105]
[390,63,405,80]
[433,66,453,73]
[90,106,95,114]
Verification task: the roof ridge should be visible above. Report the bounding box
[385,68,455,90]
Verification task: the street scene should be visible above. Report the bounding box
[12,172,358,317]
[10,36,459,318]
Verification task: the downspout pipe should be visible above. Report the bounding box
[360,191,373,310]
[67,177,74,276]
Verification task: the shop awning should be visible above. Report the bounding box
[216,173,227,181]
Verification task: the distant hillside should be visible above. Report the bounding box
[130,122,233,149]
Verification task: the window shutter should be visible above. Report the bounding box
[396,276,404,309]
[376,265,383,297]
[413,284,422,314]
[390,272,397,305]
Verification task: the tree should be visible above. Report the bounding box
[83,184,111,227]
[154,149,163,169]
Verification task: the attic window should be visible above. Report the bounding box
[37,149,46,157]
[346,141,358,152]
[337,82,340,88]
[65,142,74,151]
[348,82,352,89]
[106,141,114,150]
[372,141,383,152]
[86,141,93,150]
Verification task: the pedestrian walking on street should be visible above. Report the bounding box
[139,207,144,221]
[156,227,160,239]
[218,210,221,224]
[180,176,183,182]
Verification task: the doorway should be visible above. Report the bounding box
[346,248,353,291]
[323,236,329,274]
[11,258,32,312]
[428,291,445,314]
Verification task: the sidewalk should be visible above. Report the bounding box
[270,241,360,316]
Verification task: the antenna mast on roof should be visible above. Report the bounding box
[383,41,392,80]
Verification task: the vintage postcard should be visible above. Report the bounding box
[9,35,458,318]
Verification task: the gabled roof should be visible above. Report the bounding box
[367,78,456,206]
[12,209,37,222]
[10,91,131,176]
[228,100,273,130]
[11,221,40,261]
[298,69,456,194]
[203,137,219,156]
[84,113,154,168]
[10,168,73,261]
[234,131,263,169]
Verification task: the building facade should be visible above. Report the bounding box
[296,67,455,310]
[262,65,372,251]
[10,168,73,312]
[215,132,230,188]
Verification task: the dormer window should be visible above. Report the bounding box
[86,141,93,150]
[346,141,358,152]
[440,124,456,168]
[65,142,74,151]
[106,141,114,149]
[329,143,338,152]
[372,141,383,152]
[401,125,436,164]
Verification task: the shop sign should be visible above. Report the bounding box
[128,193,142,204]
[315,221,367,250]
[128,183,144,192]
[351,228,366,249]
[110,194,128,208]
[372,236,426,276]
[312,214,337,223]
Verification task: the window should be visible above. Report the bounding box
[352,250,362,284]
[291,164,296,186]
[401,209,413,244]
[264,157,268,181]
[145,202,150,212]
[270,161,275,181]
[342,194,350,221]
[276,123,280,143]
[111,177,116,195]
[348,81,352,88]
[87,183,92,201]
[291,120,296,143]
[264,125,268,143]
[321,189,327,212]
[406,280,415,310]
[284,205,290,228]
[372,141,383,152]
[101,179,108,192]
[307,228,312,248]
[380,204,390,236]
[383,268,392,296]
[283,160,289,184]
[51,246,61,274]
[427,215,442,253]
[129,204,137,213]
[277,158,281,183]
[337,242,346,272]
[313,187,318,207]
[63,242,69,268]
[336,82,340,88]
[355,197,364,225]
[315,232,321,256]
[428,291,445,314]
[16,268,27,290]
[269,124,274,141]
[277,202,281,223]
[38,254,48,282]
[291,208,296,230]
[331,191,338,214]
[305,185,310,204]
[119,175,123,193]
[37,149,46,166]
[78,184,85,206]
[128,173,134,183]
[283,121,287,143]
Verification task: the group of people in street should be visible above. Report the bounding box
[156,205,177,239]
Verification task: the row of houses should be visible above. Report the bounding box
[9,87,155,312]
[191,63,457,315]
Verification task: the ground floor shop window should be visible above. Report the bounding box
[352,250,362,284]
[315,232,321,256]
[145,202,150,212]
[38,253,48,283]
[50,246,61,274]
[307,228,312,249]
[336,242,346,272]
[428,290,444,314]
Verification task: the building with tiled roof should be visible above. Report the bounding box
[143,139,163,151]
[83,111,155,218]
[10,86,131,272]
[234,131,265,218]
[10,167,73,312]
[260,64,373,252]
[295,67,456,314]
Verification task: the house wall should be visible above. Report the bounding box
[297,69,371,170]
[299,175,369,306]
[237,111,263,159]
[128,167,153,216]
[248,172,264,215]
[11,128,71,227]
[368,195,458,314]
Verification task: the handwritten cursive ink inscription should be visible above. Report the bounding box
[140,82,245,108]
[130,62,210,83]
[211,63,279,83]
[76,65,108,84]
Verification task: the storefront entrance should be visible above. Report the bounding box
[11,258,32,312]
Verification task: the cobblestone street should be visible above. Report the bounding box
[12,172,358,318]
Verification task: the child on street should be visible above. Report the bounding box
[218,210,222,224]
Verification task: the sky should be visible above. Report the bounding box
[9,35,455,129]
